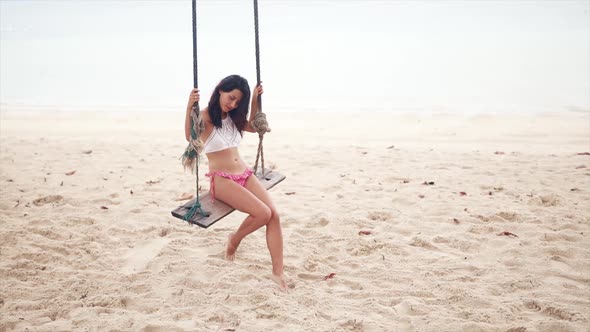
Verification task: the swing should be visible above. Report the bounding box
[171,0,286,229]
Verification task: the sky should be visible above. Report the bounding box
[1,0,589,113]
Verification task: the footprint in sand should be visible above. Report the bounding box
[529,194,561,207]
[206,312,241,330]
[347,240,385,256]
[495,211,521,222]
[524,300,584,322]
[506,328,527,332]
[409,237,438,250]
[302,257,323,272]
[525,300,542,311]
[541,232,578,242]
[297,273,324,281]
[467,225,498,235]
[367,211,392,221]
[121,238,170,275]
[338,319,363,331]
[341,279,364,290]
[64,217,95,226]
[27,227,67,241]
[544,247,574,259]
[393,299,427,316]
[91,198,120,205]
[316,217,330,227]
[239,273,261,282]
[33,195,64,206]
[303,217,330,228]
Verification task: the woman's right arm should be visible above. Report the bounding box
[185,88,200,142]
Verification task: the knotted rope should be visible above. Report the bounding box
[251,0,270,177]
[251,112,270,176]
[180,0,209,222]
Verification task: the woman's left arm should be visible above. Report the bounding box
[245,83,263,133]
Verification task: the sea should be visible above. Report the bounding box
[1,0,589,115]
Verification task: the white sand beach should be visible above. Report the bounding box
[0,110,589,331]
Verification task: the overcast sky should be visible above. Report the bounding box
[1,0,589,113]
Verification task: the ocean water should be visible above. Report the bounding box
[1,0,589,114]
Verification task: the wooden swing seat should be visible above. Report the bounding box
[171,168,285,228]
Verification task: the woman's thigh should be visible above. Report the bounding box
[213,176,269,216]
[243,175,277,214]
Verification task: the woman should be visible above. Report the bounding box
[184,75,287,291]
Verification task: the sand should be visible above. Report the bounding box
[1,109,589,331]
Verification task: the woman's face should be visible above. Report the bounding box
[219,89,244,113]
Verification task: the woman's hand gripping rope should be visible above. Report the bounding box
[182,89,205,171]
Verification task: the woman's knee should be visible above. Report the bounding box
[269,208,281,225]
[253,205,272,224]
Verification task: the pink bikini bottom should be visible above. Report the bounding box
[205,168,254,201]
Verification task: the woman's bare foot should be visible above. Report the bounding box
[271,273,288,292]
[225,233,238,261]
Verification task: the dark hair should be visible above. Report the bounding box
[207,75,251,133]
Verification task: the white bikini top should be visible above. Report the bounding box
[202,115,242,154]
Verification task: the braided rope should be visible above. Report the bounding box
[181,0,209,221]
[254,0,261,91]
[251,112,270,175]
[252,0,269,177]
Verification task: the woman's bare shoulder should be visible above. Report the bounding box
[201,107,212,122]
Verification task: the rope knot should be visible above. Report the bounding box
[251,112,271,137]
[181,106,205,172]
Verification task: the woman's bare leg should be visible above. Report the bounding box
[212,176,271,260]
[212,175,286,291]
[243,176,286,291]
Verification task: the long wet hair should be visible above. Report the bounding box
[207,75,251,133]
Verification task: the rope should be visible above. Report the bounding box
[252,0,269,177]
[253,0,262,111]
[252,112,270,175]
[181,0,269,222]
[192,0,198,89]
[181,0,209,222]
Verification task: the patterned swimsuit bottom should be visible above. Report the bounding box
[205,168,254,201]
